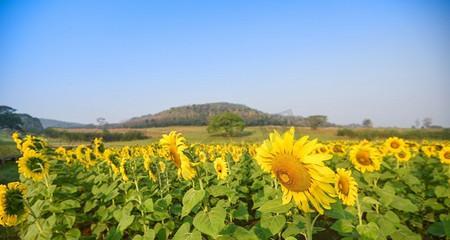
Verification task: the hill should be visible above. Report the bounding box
[121,102,330,128]
[39,118,87,129]
[17,114,44,132]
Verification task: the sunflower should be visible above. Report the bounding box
[0,182,28,227]
[335,168,358,206]
[104,149,121,175]
[17,149,49,181]
[438,146,450,165]
[119,157,131,182]
[159,161,166,173]
[315,144,330,155]
[421,145,435,158]
[93,138,105,158]
[214,158,229,180]
[349,142,382,173]
[330,143,346,156]
[255,128,336,214]
[231,147,242,162]
[11,132,22,151]
[160,131,196,180]
[198,151,207,163]
[385,137,405,154]
[395,148,412,163]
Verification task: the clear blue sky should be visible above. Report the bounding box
[1,0,449,127]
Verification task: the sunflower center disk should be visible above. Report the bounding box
[356,150,372,165]
[272,154,311,192]
[338,179,350,195]
[390,142,399,149]
[445,151,450,159]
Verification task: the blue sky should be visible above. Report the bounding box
[0,0,449,127]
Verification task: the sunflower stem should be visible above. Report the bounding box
[356,196,363,226]
[304,212,315,240]
[24,199,43,233]
[133,178,147,234]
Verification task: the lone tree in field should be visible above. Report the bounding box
[422,118,432,128]
[208,112,245,136]
[306,115,327,130]
[0,105,23,130]
[362,118,373,128]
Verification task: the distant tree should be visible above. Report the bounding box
[422,118,432,128]
[0,105,23,130]
[306,115,327,130]
[414,119,421,129]
[362,118,373,128]
[96,117,108,129]
[207,112,245,136]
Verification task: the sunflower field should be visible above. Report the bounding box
[1,128,450,240]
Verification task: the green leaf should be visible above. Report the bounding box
[325,202,353,220]
[193,207,226,238]
[143,198,154,213]
[376,185,395,206]
[232,226,259,240]
[258,198,292,214]
[118,214,135,233]
[357,222,381,240]
[182,188,205,217]
[59,199,81,210]
[423,198,445,210]
[331,219,353,233]
[106,227,122,240]
[435,186,449,198]
[84,199,97,213]
[64,214,76,228]
[391,225,421,240]
[362,196,380,205]
[384,211,400,224]
[65,228,81,240]
[376,217,396,237]
[260,214,286,235]
[232,203,249,221]
[208,185,231,197]
[282,223,303,239]
[390,197,418,212]
[173,223,201,240]
[143,229,156,240]
[427,219,450,238]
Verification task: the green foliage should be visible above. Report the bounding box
[306,115,327,130]
[207,112,245,137]
[43,128,148,142]
[337,128,450,140]
[5,134,449,239]
[0,106,23,131]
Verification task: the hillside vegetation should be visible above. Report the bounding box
[122,102,330,128]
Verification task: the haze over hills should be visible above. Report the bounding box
[39,118,88,129]
[120,102,332,128]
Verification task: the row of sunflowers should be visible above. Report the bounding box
[1,128,449,239]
